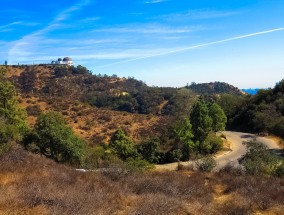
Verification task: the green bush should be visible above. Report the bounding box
[82,146,121,169]
[195,156,217,172]
[109,128,138,160]
[240,140,283,177]
[202,132,223,154]
[23,111,87,166]
[168,149,183,162]
[125,158,154,172]
[137,138,161,163]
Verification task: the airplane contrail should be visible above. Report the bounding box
[94,28,284,69]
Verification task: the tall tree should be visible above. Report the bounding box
[208,102,227,132]
[173,118,194,160]
[190,98,212,143]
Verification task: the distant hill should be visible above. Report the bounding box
[241,88,260,95]
[187,82,244,96]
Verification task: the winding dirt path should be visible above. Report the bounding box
[155,131,281,171]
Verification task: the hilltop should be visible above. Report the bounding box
[187,82,244,96]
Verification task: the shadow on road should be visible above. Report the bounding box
[241,134,255,139]
[269,149,284,158]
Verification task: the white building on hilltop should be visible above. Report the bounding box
[51,57,73,66]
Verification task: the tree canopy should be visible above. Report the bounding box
[109,128,138,160]
[23,111,86,166]
[190,98,213,143]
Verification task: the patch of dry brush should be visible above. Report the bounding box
[0,146,284,215]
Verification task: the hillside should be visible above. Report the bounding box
[228,80,284,138]
[5,65,251,145]
[187,82,244,96]
[6,65,172,143]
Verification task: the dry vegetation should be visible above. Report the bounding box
[8,65,170,144]
[1,145,283,215]
[16,94,168,144]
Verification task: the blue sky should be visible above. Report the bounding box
[1,0,284,88]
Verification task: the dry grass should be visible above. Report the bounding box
[16,94,169,144]
[0,146,123,215]
[1,146,283,215]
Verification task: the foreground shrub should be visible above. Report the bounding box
[240,140,284,177]
[195,156,217,172]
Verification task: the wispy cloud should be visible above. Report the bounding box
[8,0,93,63]
[0,21,39,33]
[144,0,168,4]
[163,9,243,21]
[0,21,22,29]
[54,0,92,22]
[93,24,203,34]
[94,28,284,68]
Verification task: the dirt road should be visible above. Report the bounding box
[155,131,281,171]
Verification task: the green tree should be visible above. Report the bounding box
[23,111,86,166]
[0,66,27,142]
[190,99,212,144]
[208,102,227,132]
[138,138,161,163]
[173,118,195,160]
[109,128,138,160]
